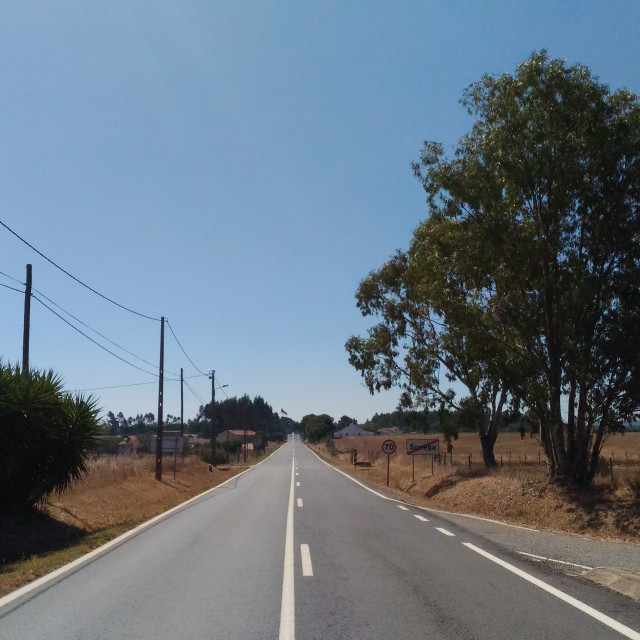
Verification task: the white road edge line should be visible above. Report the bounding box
[297,498,303,508]
[463,543,640,640]
[435,527,455,537]
[301,544,314,577]
[0,454,268,611]
[279,455,296,640]
[306,445,541,533]
[414,515,429,522]
[517,551,593,570]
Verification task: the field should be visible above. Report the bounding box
[317,432,640,544]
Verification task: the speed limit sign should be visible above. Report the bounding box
[382,439,396,454]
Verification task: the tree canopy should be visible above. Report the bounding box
[348,52,640,482]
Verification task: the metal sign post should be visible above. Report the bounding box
[406,439,440,477]
[381,439,396,486]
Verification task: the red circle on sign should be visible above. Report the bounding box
[381,439,396,454]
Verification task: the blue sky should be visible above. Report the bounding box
[1,1,639,424]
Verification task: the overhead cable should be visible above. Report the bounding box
[33,294,159,377]
[166,320,208,376]
[0,281,23,294]
[31,287,177,374]
[0,218,160,321]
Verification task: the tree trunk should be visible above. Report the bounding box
[479,431,498,468]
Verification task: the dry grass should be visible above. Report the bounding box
[319,432,640,545]
[0,452,254,597]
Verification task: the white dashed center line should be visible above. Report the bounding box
[435,527,455,537]
[397,505,409,511]
[297,498,303,508]
[301,544,313,577]
[413,514,429,522]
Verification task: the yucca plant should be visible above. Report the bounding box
[0,362,100,511]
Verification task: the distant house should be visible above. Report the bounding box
[333,422,374,438]
[118,435,139,456]
[216,429,257,444]
[151,431,184,454]
[378,427,402,435]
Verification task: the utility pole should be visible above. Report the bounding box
[180,367,184,438]
[22,264,32,373]
[155,317,165,481]
[209,370,216,466]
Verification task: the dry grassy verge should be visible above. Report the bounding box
[0,454,249,597]
[315,432,640,545]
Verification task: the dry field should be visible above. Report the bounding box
[317,432,640,545]
[0,452,253,597]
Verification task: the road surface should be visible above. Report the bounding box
[1,435,639,639]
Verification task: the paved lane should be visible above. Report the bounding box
[2,437,639,639]
[0,445,294,640]
[293,440,640,640]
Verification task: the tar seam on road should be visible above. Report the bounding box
[279,453,296,640]
[517,551,593,570]
[464,543,640,640]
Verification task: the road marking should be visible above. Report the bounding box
[463,543,640,640]
[517,551,593,570]
[296,472,299,476]
[397,505,409,511]
[435,527,455,537]
[301,544,313,577]
[0,457,265,611]
[296,481,300,487]
[414,514,429,522]
[278,459,296,640]
[297,498,303,508]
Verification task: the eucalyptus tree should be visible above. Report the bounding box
[411,51,640,483]
[346,236,510,468]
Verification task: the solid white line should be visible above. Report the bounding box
[418,505,539,531]
[297,498,303,508]
[397,505,409,511]
[0,457,265,610]
[414,515,429,522]
[435,527,455,537]
[301,544,313,577]
[463,543,640,640]
[306,445,542,534]
[279,457,296,640]
[517,551,593,570]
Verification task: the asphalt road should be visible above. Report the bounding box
[1,435,639,639]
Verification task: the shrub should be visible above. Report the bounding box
[0,363,101,510]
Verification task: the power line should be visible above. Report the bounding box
[33,294,159,377]
[0,218,160,321]
[31,286,177,374]
[183,379,207,406]
[0,268,23,285]
[166,320,207,376]
[0,281,23,294]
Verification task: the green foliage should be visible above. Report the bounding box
[198,394,294,437]
[0,363,101,510]
[300,414,335,443]
[410,51,640,482]
[348,51,640,481]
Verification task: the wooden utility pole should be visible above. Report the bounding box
[180,367,184,437]
[22,264,32,373]
[155,317,165,481]
[209,370,216,466]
